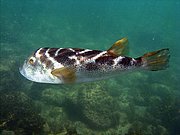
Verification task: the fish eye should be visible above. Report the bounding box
[28,57,36,65]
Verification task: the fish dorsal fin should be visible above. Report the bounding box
[107,37,129,56]
[51,67,76,83]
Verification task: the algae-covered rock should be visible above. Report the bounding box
[125,121,169,135]
[38,100,70,134]
[0,91,44,134]
[42,88,66,106]
[79,91,116,128]
[1,130,15,135]
[72,85,119,129]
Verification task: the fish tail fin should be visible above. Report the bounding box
[140,48,170,71]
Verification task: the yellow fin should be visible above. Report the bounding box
[51,67,76,83]
[107,37,129,56]
[141,48,170,71]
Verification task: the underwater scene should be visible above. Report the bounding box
[0,0,180,135]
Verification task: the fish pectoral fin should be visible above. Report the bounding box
[51,67,76,83]
[107,37,129,56]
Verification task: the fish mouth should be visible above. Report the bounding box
[19,60,28,76]
[19,64,33,82]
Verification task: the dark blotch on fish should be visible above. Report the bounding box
[135,57,142,66]
[39,47,49,54]
[73,48,85,52]
[55,50,75,60]
[54,54,76,66]
[40,55,47,63]
[96,56,115,65]
[48,48,58,57]
[85,63,99,71]
[118,57,132,66]
[54,55,66,63]
[58,48,74,55]
[45,60,52,68]
[65,59,76,65]
[64,51,76,57]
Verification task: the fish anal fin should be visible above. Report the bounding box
[107,37,129,56]
[51,67,76,83]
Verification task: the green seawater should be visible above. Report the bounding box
[0,0,179,135]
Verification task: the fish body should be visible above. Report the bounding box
[20,38,170,84]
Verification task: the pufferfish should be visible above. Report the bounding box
[19,38,170,84]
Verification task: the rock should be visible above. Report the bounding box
[41,88,66,106]
[0,91,44,134]
[1,130,15,135]
[66,85,119,129]
[39,101,69,134]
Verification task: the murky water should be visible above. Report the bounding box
[0,0,179,134]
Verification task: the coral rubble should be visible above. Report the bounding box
[0,91,44,135]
